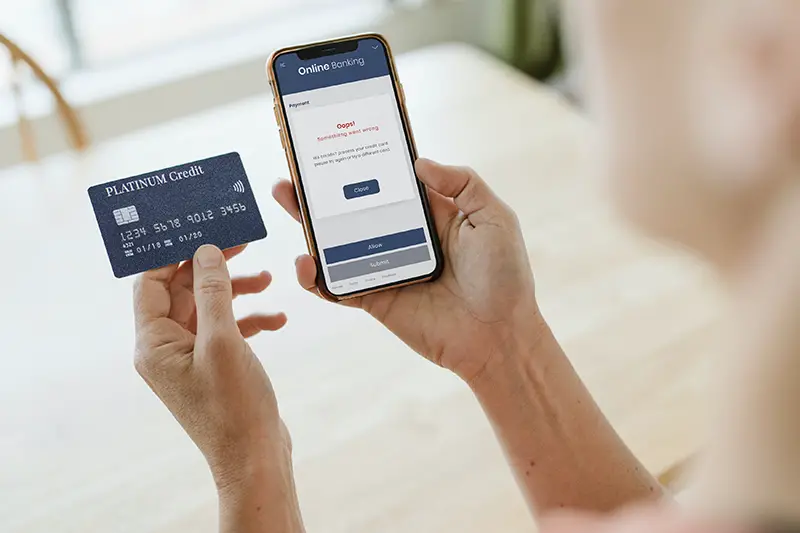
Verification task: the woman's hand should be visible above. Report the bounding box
[272,158,541,384]
[133,244,303,532]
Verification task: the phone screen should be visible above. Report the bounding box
[273,36,441,297]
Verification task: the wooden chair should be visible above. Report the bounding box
[0,32,89,161]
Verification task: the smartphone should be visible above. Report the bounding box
[267,33,444,301]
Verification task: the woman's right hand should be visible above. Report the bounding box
[133,245,289,490]
[133,245,304,533]
[273,158,542,384]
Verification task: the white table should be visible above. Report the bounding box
[0,44,719,533]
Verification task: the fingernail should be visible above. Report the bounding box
[196,245,222,268]
[294,255,303,265]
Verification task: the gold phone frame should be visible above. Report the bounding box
[266,33,444,302]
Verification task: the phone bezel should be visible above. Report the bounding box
[267,33,444,301]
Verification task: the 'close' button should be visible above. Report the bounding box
[343,179,380,200]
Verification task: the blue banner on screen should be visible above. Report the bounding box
[275,38,390,95]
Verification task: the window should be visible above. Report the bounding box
[1,0,390,79]
[67,0,386,68]
[0,0,72,80]
[0,0,445,166]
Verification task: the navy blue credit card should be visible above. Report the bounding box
[88,152,267,278]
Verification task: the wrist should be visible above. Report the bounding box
[212,452,286,494]
[215,442,304,533]
[467,307,557,397]
[211,430,293,494]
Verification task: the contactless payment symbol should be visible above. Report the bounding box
[232,180,246,194]
[113,205,140,226]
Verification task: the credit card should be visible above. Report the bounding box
[88,152,267,278]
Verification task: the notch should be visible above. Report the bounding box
[297,39,359,60]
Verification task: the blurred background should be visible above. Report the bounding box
[1,0,566,166]
[0,2,710,533]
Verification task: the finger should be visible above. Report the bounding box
[232,271,272,298]
[425,186,459,235]
[134,264,179,330]
[171,244,248,295]
[237,313,288,338]
[272,179,302,223]
[193,245,238,338]
[183,270,271,335]
[169,245,248,327]
[222,244,248,261]
[295,254,318,292]
[415,158,501,224]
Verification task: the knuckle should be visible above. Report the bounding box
[465,166,485,186]
[133,322,185,378]
[196,275,231,296]
[456,165,480,185]
[462,165,480,179]
[505,203,521,226]
[461,178,481,204]
[203,298,233,325]
[461,167,485,193]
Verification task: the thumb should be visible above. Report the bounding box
[415,158,501,224]
[193,244,237,337]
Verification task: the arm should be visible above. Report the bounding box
[273,159,661,519]
[692,195,800,524]
[471,313,663,515]
[217,451,305,533]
